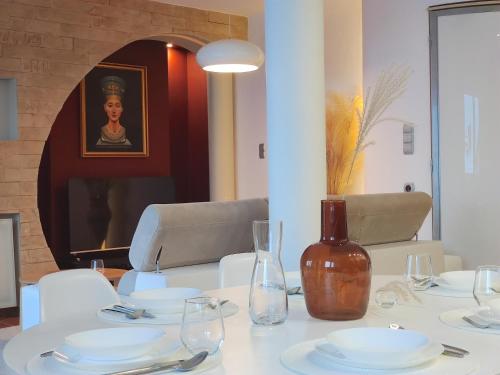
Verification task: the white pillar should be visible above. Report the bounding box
[207,74,236,201]
[265,0,327,270]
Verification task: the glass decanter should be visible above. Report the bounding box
[249,220,288,325]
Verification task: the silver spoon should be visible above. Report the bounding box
[103,351,209,375]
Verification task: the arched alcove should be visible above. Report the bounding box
[0,0,247,277]
[38,38,214,268]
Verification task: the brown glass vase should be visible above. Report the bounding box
[300,200,371,320]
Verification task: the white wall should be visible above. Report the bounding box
[234,13,268,199]
[325,0,363,96]
[235,0,363,199]
[362,0,469,239]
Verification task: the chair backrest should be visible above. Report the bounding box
[129,198,268,272]
[218,252,256,288]
[38,269,120,323]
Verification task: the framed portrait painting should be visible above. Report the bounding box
[80,63,149,157]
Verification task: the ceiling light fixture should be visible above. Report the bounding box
[196,39,264,73]
[166,43,174,48]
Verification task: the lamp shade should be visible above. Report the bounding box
[196,39,264,73]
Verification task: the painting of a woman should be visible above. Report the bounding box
[97,76,131,147]
[80,63,148,157]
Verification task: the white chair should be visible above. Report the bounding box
[39,269,120,323]
[218,252,256,288]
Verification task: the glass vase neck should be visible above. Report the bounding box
[321,200,348,243]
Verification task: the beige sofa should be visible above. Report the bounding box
[118,192,456,294]
[331,192,445,275]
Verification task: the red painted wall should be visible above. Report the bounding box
[168,49,209,203]
[38,41,209,267]
[186,53,209,203]
[168,48,188,203]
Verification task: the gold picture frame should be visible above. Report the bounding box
[80,62,149,157]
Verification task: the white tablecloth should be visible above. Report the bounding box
[3,276,499,375]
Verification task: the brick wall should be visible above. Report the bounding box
[0,0,247,277]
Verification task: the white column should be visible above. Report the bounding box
[207,74,236,201]
[265,0,327,270]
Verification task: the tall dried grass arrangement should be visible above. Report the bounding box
[326,93,363,194]
[327,65,411,194]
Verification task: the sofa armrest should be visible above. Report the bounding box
[117,263,219,295]
[366,240,445,275]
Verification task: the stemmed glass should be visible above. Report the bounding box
[90,259,104,273]
[180,297,225,355]
[473,265,500,311]
[405,254,433,290]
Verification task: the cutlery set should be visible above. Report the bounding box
[103,351,209,375]
[101,305,155,320]
[102,301,230,318]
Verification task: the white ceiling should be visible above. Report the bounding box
[156,0,264,17]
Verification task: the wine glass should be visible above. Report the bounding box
[405,254,433,290]
[473,266,500,311]
[180,297,225,355]
[90,259,104,273]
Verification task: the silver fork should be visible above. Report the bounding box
[462,315,500,329]
[102,308,143,319]
[113,305,155,319]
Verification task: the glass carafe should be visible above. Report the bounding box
[249,220,288,325]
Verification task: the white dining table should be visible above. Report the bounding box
[3,275,500,375]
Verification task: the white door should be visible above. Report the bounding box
[432,7,500,268]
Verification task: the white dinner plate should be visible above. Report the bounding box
[98,301,239,325]
[61,327,165,361]
[326,327,429,362]
[440,308,500,335]
[39,338,179,373]
[128,288,203,314]
[281,338,479,375]
[27,348,222,375]
[316,340,443,370]
[323,328,436,367]
[436,271,475,292]
[422,285,472,298]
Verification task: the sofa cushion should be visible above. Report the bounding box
[331,192,432,246]
[129,198,268,272]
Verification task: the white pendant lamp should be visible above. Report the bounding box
[196,39,264,73]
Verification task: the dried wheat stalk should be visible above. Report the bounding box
[346,65,412,184]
